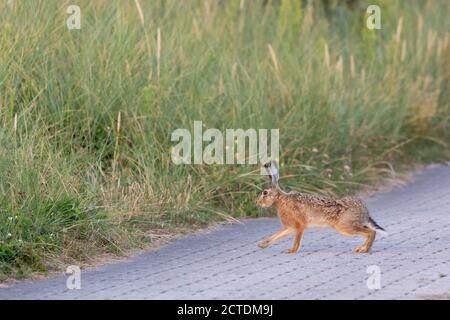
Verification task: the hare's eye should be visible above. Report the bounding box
[263,190,268,196]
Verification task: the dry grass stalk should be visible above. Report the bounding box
[157,28,161,80]
[218,74,225,95]
[112,112,122,185]
[444,34,450,50]
[134,0,145,25]
[125,59,132,78]
[268,44,280,71]
[350,55,355,78]
[395,17,403,43]
[117,111,122,134]
[134,0,152,80]
[324,43,330,68]
[231,62,238,79]
[13,113,17,132]
[401,40,407,61]
[408,76,439,133]
[427,29,436,57]
[437,40,443,58]
[335,55,343,79]
[417,14,423,35]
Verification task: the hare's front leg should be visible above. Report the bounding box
[258,228,292,249]
[286,228,304,253]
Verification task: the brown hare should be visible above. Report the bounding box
[256,161,386,254]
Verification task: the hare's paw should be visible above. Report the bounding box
[354,246,370,253]
[258,240,270,249]
[282,247,299,254]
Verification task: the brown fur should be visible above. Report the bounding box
[256,185,382,254]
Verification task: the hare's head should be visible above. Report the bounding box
[256,161,281,208]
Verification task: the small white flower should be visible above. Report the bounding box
[7,233,12,238]
[8,216,13,221]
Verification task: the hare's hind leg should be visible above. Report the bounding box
[335,225,376,253]
[258,228,293,249]
[354,229,376,253]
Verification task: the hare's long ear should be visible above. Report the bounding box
[264,161,279,186]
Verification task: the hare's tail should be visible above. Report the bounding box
[367,217,388,236]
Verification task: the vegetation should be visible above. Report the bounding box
[1,0,449,280]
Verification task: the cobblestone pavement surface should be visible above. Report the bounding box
[1,165,449,300]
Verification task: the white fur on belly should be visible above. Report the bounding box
[306,221,330,228]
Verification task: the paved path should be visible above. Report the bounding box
[1,165,450,300]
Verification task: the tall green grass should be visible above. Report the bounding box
[1,0,449,279]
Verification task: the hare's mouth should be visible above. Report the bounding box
[256,201,267,208]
